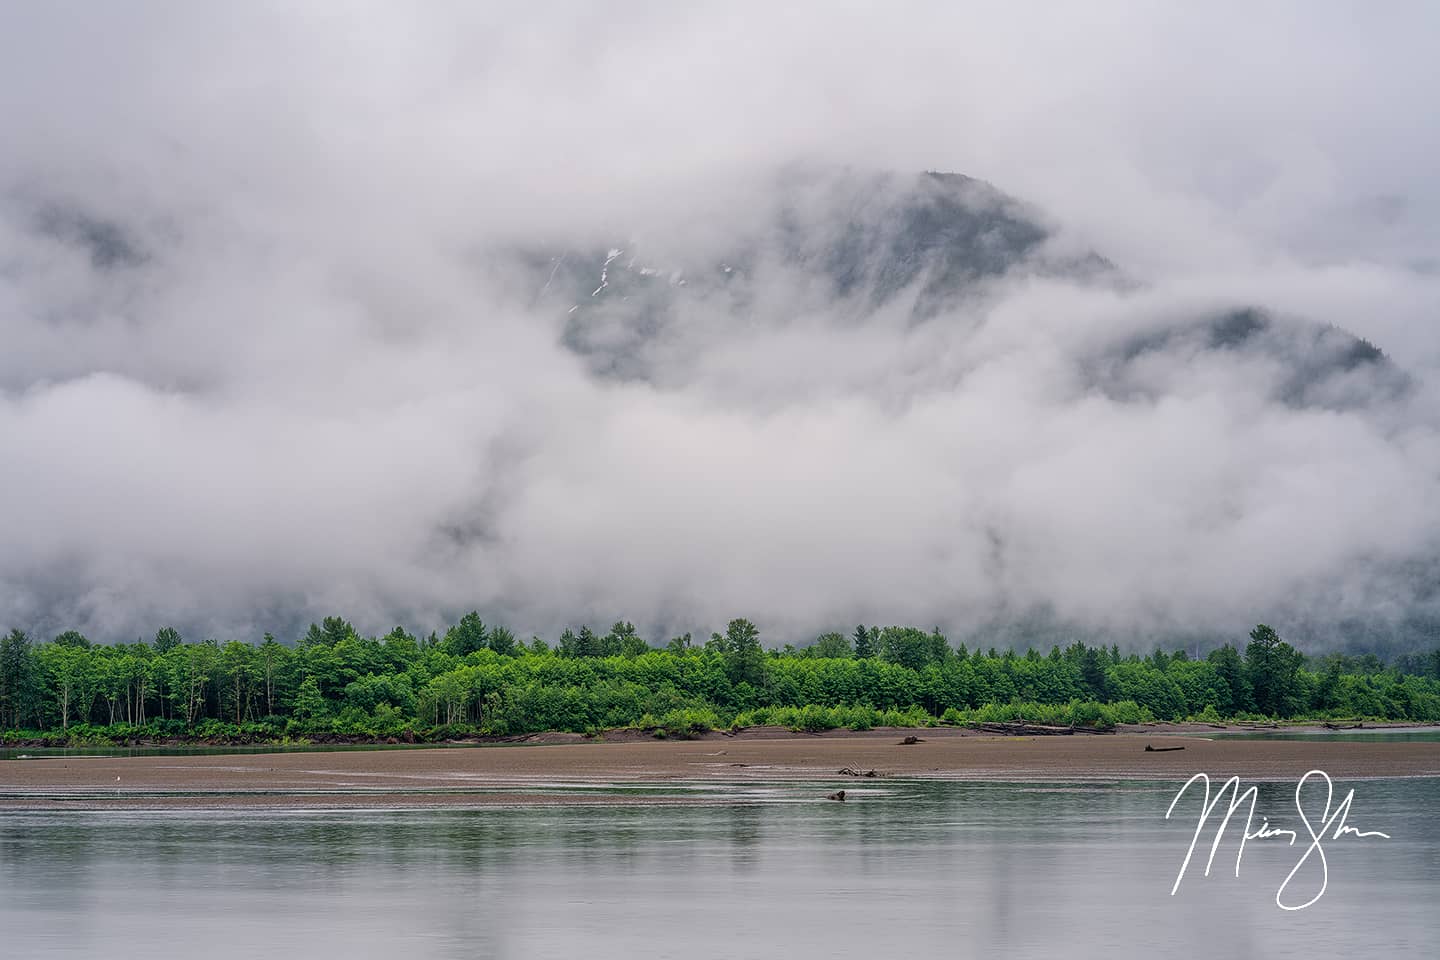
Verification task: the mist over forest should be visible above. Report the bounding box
[3,5,1440,656]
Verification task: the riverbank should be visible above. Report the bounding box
[4,726,1439,809]
[4,717,1429,750]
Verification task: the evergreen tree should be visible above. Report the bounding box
[153,626,182,654]
[1080,645,1109,700]
[0,629,38,729]
[1245,624,1302,716]
[488,626,517,657]
[1207,643,1251,714]
[445,612,489,656]
[928,628,951,664]
[574,626,602,658]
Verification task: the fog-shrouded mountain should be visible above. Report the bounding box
[530,168,1407,415]
[507,168,1431,653]
[526,169,1112,381]
[2,163,1437,655]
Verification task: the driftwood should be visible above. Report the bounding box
[1323,721,1364,730]
[826,790,847,802]
[838,767,880,778]
[979,722,1070,736]
[976,722,1112,736]
[1144,744,1186,752]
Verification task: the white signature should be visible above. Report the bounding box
[1165,769,1391,910]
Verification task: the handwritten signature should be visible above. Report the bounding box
[1166,769,1391,910]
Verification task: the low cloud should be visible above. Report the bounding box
[2,3,1439,650]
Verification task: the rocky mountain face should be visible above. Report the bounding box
[526,168,1406,413]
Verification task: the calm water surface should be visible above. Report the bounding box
[1205,729,1440,742]
[1,778,1435,959]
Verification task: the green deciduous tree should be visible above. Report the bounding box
[878,626,936,671]
[809,631,852,659]
[603,621,647,658]
[39,642,95,729]
[292,676,329,721]
[5,613,1440,740]
[1107,661,1186,720]
[719,618,765,687]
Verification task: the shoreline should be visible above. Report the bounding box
[3,718,1432,751]
[4,727,1439,809]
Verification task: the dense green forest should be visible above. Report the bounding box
[2,617,1439,745]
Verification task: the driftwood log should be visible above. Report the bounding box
[976,722,1115,736]
[1144,744,1186,752]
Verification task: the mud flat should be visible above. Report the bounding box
[3,727,1438,809]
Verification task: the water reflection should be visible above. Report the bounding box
[1,778,1435,959]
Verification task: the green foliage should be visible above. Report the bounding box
[2,619,1437,743]
[444,612,489,657]
[634,707,719,738]
[1107,662,1186,720]
[0,629,39,729]
[878,626,940,671]
[152,627,183,654]
[1245,624,1304,717]
[852,625,874,659]
[292,677,329,721]
[733,703,931,732]
[718,618,765,687]
[488,626,517,657]
[604,621,649,658]
[809,632,852,659]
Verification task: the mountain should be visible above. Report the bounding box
[525,167,1406,414]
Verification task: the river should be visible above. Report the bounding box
[1,776,1434,958]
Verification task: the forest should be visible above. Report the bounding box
[2,617,1439,744]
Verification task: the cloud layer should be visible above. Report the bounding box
[3,3,1439,648]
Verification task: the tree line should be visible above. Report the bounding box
[2,617,1439,743]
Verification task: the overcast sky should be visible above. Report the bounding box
[2,2,1439,647]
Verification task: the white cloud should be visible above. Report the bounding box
[2,2,1438,648]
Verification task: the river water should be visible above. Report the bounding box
[1,777,1435,959]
